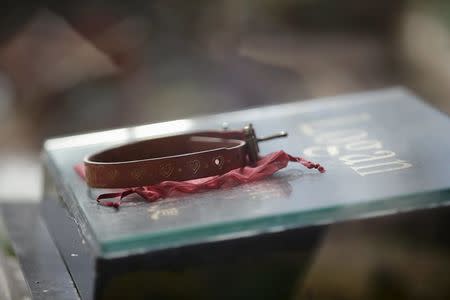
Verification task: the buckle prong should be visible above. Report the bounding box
[257,131,288,142]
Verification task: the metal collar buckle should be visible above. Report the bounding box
[243,123,287,165]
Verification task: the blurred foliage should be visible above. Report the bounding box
[0,217,14,257]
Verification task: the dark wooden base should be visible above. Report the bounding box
[3,202,450,299]
[41,196,325,300]
[1,203,79,300]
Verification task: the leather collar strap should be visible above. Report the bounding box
[84,124,287,188]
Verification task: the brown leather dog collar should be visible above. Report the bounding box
[84,124,287,188]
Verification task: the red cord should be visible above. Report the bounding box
[75,151,325,208]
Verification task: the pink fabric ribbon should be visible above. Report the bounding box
[75,151,324,208]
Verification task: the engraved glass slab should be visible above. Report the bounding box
[43,88,450,257]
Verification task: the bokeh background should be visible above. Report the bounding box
[0,0,450,299]
[1,0,450,200]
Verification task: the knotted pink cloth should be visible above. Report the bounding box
[75,151,324,208]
